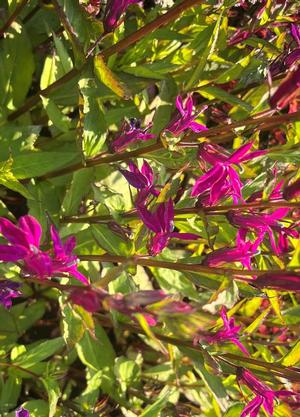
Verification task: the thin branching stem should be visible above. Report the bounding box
[62,201,300,224]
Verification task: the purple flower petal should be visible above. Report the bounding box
[169,232,200,240]
[0,217,29,248]
[137,205,161,233]
[191,164,225,197]
[50,225,65,259]
[240,396,263,417]
[228,142,254,164]
[0,245,27,262]
[18,215,42,249]
[15,407,30,417]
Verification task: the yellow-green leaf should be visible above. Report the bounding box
[94,54,131,99]
[244,306,271,335]
[281,340,300,366]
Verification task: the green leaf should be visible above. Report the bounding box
[139,386,177,417]
[114,357,140,393]
[41,96,71,132]
[94,54,131,99]
[197,85,253,112]
[180,347,229,412]
[92,224,134,256]
[14,337,64,368]
[12,151,79,179]
[216,55,251,84]
[79,77,107,157]
[60,299,86,347]
[223,403,245,417]
[61,168,94,215]
[42,378,61,417]
[0,158,33,199]
[76,323,115,372]
[281,340,300,366]
[244,306,271,335]
[0,22,34,118]
[0,376,21,412]
[151,77,178,136]
[0,301,46,346]
[185,13,225,89]
[9,400,49,417]
[0,124,40,159]
[269,147,300,163]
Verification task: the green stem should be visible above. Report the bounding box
[62,201,300,224]
[0,0,28,37]
[78,254,291,277]
[7,0,202,122]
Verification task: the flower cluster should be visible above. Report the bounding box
[112,94,207,153]
[0,215,88,289]
[192,142,266,205]
[195,307,249,355]
[237,367,296,417]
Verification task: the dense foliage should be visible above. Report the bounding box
[0,0,300,416]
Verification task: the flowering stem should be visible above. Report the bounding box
[38,142,162,180]
[96,314,300,382]
[78,254,292,277]
[39,107,300,180]
[62,201,300,224]
[0,0,29,37]
[7,0,202,122]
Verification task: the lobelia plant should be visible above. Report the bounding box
[0,0,300,416]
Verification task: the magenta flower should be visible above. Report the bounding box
[120,160,159,204]
[49,225,89,284]
[137,199,199,255]
[15,408,30,417]
[165,95,207,137]
[0,280,21,309]
[103,0,140,32]
[204,307,249,355]
[0,215,88,284]
[237,367,296,417]
[253,272,300,292]
[270,66,300,109]
[111,119,155,153]
[203,232,262,270]
[227,208,299,256]
[283,177,300,200]
[192,142,266,206]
